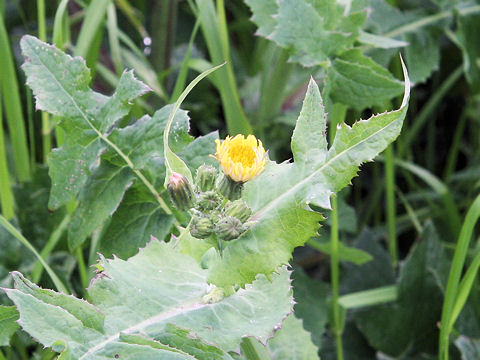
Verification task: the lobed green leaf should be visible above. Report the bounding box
[205,59,410,287]
[5,241,294,358]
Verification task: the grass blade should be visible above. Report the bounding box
[0,215,68,293]
[107,2,123,74]
[31,214,71,283]
[195,0,252,135]
[0,15,31,181]
[74,0,109,60]
[164,62,225,186]
[392,158,461,238]
[439,193,480,359]
[0,99,14,219]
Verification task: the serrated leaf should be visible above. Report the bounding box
[0,305,19,346]
[326,49,404,110]
[244,0,277,37]
[268,0,366,66]
[68,163,135,251]
[206,60,410,288]
[20,35,150,209]
[5,241,293,358]
[291,77,328,166]
[266,315,319,360]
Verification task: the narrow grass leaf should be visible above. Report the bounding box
[163,62,224,186]
[0,16,30,181]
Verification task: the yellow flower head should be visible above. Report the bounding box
[212,134,267,182]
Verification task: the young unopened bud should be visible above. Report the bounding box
[167,172,194,211]
[198,191,221,212]
[195,165,218,192]
[215,216,245,241]
[190,216,214,239]
[218,175,243,200]
[225,200,252,223]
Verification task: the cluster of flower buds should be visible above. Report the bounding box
[167,165,253,242]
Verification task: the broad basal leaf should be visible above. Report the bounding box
[354,223,449,357]
[5,241,293,359]
[21,35,150,210]
[246,0,366,67]
[292,269,329,348]
[205,61,410,288]
[0,305,19,346]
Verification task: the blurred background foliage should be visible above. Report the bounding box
[1,0,480,359]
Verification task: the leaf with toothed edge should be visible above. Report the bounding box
[4,240,294,359]
[203,59,410,288]
[20,35,151,210]
[246,0,366,67]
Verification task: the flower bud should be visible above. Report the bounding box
[198,191,222,212]
[218,175,243,200]
[190,215,214,239]
[167,172,195,211]
[224,199,252,223]
[215,215,245,241]
[195,165,218,192]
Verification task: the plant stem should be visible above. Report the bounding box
[76,247,89,295]
[241,337,271,360]
[0,215,68,293]
[329,103,346,360]
[331,196,344,360]
[385,145,398,267]
[384,5,480,38]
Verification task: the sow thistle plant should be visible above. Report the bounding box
[3,35,410,359]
